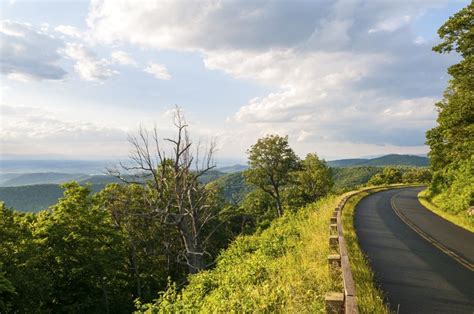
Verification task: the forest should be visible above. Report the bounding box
[0,3,472,313]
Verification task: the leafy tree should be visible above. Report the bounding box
[286,153,333,208]
[244,135,300,217]
[33,183,129,313]
[97,183,183,303]
[0,203,50,313]
[426,2,474,213]
[368,167,403,185]
[401,168,432,184]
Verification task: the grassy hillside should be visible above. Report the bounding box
[0,183,106,212]
[327,154,428,168]
[136,195,341,312]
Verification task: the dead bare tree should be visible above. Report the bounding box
[109,108,219,274]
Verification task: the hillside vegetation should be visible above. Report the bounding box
[136,195,340,313]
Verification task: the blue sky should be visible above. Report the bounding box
[0,0,468,162]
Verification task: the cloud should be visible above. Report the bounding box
[0,20,67,81]
[111,50,136,66]
[368,15,412,33]
[54,24,83,38]
[144,62,171,80]
[81,1,458,155]
[61,42,117,81]
[0,103,129,158]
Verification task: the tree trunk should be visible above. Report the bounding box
[274,186,283,217]
[181,231,204,274]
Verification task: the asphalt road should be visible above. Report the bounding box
[355,187,474,313]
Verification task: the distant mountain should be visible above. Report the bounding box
[216,164,249,173]
[0,172,125,187]
[327,154,428,168]
[1,173,90,186]
[326,159,367,168]
[0,159,114,174]
[0,183,107,212]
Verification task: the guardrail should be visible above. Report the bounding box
[324,185,423,313]
[325,194,358,314]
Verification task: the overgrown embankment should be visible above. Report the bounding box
[136,195,342,312]
[418,189,474,232]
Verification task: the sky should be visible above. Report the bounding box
[0,0,468,162]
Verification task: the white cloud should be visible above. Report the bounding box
[111,50,136,66]
[84,0,453,153]
[368,15,412,33]
[0,103,129,158]
[144,62,171,80]
[54,24,82,38]
[61,43,117,81]
[0,20,67,80]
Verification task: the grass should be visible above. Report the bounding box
[418,189,474,233]
[137,195,343,313]
[341,188,390,314]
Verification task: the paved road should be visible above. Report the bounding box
[355,187,474,313]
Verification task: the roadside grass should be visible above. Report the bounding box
[341,188,390,314]
[418,189,474,233]
[136,195,343,312]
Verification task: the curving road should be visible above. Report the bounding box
[355,186,474,313]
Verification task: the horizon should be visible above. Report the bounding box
[0,0,468,161]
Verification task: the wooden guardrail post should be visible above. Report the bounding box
[325,195,359,314]
[325,292,344,314]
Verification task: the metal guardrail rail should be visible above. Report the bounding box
[325,194,358,314]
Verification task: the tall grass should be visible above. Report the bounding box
[136,195,343,313]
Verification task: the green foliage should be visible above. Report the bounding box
[285,153,333,208]
[426,2,474,221]
[96,183,184,303]
[212,171,252,204]
[368,167,403,185]
[331,167,384,191]
[401,168,432,184]
[33,182,130,313]
[245,135,300,216]
[135,196,341,313]
[430,157,474,216]
[0,202,48,312]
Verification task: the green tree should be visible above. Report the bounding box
[97,183,183,303]
[34,183,129,313]
[402,168,432,184]
[426,2,474,213]
[244,135,300,217]
[286,153,333,208]
[368,167,403,186]
[0,203,50,313]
